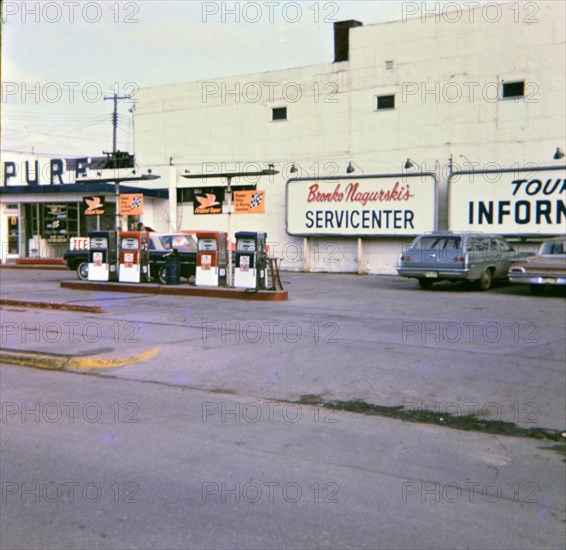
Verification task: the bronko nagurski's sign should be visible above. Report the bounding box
[286,174,437,236]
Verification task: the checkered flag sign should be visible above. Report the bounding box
[249,192,263,209]
[119,193,144,215]
[234,190,265,214]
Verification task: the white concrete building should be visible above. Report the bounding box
[3,2,564,270]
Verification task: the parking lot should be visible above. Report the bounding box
[1,267,565,549]
[1,267,565,428]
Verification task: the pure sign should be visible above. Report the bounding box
[286,175,436,236]
[448,167,566,235]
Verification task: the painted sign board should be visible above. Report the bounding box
[234,190,265,214]
[193,188,223,214]
[83,196,105,215]
[448,166,566,235]
[119,194,143,215]
[2,155,134,187]
[286,174,437,236]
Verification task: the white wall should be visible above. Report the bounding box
[132,1,566,274]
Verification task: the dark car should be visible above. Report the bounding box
[396,231,533,290]
[148,233,197,283]
[64,233,197,283]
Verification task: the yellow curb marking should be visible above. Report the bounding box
[0,347,159,371]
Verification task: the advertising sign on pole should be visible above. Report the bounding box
[193,188,224,215]
[119,194,144,216]
[83,196,105,216]
[234,190,265,214]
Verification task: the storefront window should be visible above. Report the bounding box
[23,202,83,254]
[43,203,77,244]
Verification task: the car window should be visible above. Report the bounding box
[497,239,512,251]
[468,238,495,252]
[417,236,461,249]
[444,238,461,249]
[488,240,499,251]
[542,240,566,255]
[467,239,484,251]
[158,235,196,251]
[174,235,196,250]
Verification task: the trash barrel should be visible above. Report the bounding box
[165,250,181,285]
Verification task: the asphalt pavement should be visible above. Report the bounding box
[1,267,565,428]
[1,267,565,549]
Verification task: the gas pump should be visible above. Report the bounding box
[195,231,227,287]
[234,232,267,289]
[118,231,149,283]
[87,230,117,281]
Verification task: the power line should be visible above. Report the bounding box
[104,93,131,153]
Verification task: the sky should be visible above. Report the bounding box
[1,0,512,158]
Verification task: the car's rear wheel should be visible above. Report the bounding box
[478,268,493,291]
[158,266,167,284]
[77,261,88,281]
[530,284,544,296]
[418,278,434,290]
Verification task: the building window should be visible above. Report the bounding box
[385,60,393,70]
[376,94,395,110]
[502,81,525,99]
[272,107,287,121]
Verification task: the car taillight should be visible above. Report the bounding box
[453,256,466,262]
[401,255,412,261]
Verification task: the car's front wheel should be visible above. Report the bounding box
[77,261,89,281]
[478,268,493,291]
[158,266,167,284]
[418,278,434,290]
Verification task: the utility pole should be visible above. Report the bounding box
[103,93,131,248]
[104,93,131,153]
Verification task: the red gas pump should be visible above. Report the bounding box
[118,231,149,283]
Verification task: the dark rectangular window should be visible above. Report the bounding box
[502,81,525,98]
[377,95,395,110]
[272,107,287,121]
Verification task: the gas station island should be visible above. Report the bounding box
[63,228,285,301]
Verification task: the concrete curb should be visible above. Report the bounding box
[0,299,103,314]
[0,263,67,270]
[61,280,288,301]
[0,347,159,371]
[15,259,65,265]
